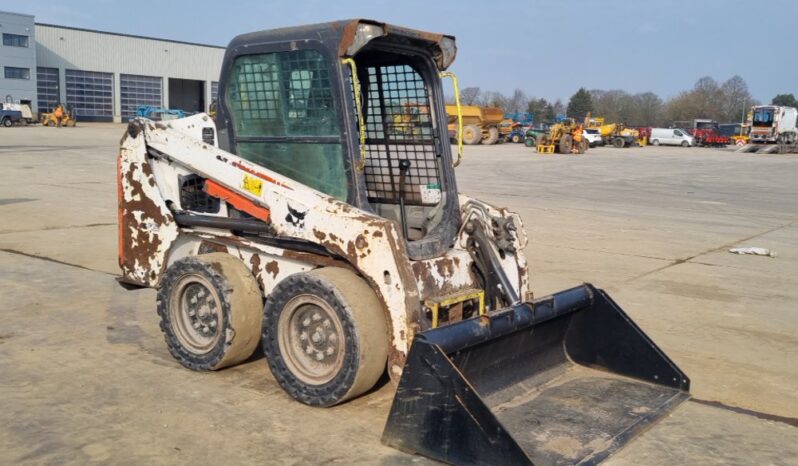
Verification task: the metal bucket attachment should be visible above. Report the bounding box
[382,284,690,466]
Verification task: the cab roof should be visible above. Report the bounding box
[227,19,457,70]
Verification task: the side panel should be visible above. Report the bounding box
[123,116,421,368]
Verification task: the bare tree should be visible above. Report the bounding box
[460,87,481,105]
[719,76,753,123]
[551,99,566,118]
[506,89,528,113]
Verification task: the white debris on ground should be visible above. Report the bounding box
[728,247,776,258]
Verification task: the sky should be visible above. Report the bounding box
[18,0,798,103]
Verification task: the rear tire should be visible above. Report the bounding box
[482,126,500,145]
[558,134,573,154]
[157,253,263,371]
[2,118,11,128]
[613,137,625,148]
[263,268,388,407]
[462,125,482,145]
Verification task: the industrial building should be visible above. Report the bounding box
[0,10,224,122]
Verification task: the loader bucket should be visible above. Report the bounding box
[382,284,689,466]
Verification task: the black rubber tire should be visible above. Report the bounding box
[524,137,536,148]
[2,118,11,128]
[481,126,500,145]
[462,125,482,145]
[263,268,388,407]
[558,134,573,154]
[681,141,689,147]
[613,137,625,148]
[511,134,522,143]
[578,140,588,154]
[651,139,660,146]
[157,253,263,371]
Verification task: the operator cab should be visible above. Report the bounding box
[215,20,460,259]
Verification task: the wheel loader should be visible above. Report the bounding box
[536,118,588,154]
[118,19,690,465]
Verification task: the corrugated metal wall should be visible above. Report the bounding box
[35,24,225,121]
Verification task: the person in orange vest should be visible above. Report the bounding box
[53,104,64,127]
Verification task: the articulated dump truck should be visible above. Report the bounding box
[117,19,689,465]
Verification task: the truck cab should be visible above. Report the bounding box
[750,105,798,144]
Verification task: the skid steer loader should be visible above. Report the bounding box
[118,19,689,465]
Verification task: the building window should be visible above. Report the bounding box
[2,33,29,48]
[37,67,60,114]
[4,67,30,80]
[65,69,114,121]
[120,74,162,120]
[211,81,219,102]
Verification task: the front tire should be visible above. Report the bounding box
[511,134,522,143]
[157,253,263,371]
[681,141,689,147]
[613,137,625,148]
[651,139,660,146]
[2,118,11,127]
[558,134,573,154]
[462,125,482,145]
[263,268,388,407]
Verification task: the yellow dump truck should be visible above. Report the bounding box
[446,105,505,145]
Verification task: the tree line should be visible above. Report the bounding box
[453,76,795,127]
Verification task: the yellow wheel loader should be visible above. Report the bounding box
[537,118,588,154]
[118,19,689,465]
[40,104,77,127]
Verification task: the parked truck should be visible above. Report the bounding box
[748,105,798,144]
[672,119,730,147]
[445,104,505,145]
[0,108,22,127]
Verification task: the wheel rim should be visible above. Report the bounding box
[464,128,476,142]
[278,295,345,386]
[170,274,223,354]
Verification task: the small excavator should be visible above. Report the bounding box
[118,20,689,465]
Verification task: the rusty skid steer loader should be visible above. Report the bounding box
[118,20,689,465]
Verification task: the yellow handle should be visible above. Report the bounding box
[342,58,367,171]
[439,71,463,167]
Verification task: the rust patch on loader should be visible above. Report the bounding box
[265,260,280,279]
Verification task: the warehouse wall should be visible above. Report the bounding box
[0,11,37,110]
[35,24,224,122]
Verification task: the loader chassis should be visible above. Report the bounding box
[120,20,529,380]
[118,19,689,465]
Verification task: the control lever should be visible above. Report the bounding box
[397,159,411,239]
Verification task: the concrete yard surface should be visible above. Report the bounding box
[1,125,797,465]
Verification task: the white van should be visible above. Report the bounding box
[650,128,694,147]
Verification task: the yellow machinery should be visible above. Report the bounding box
[40,104,76,127]
[445,105,504,145]
[585,114,640,148]
[536,118,587,154]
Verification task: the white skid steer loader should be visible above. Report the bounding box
[118,19,690,465]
